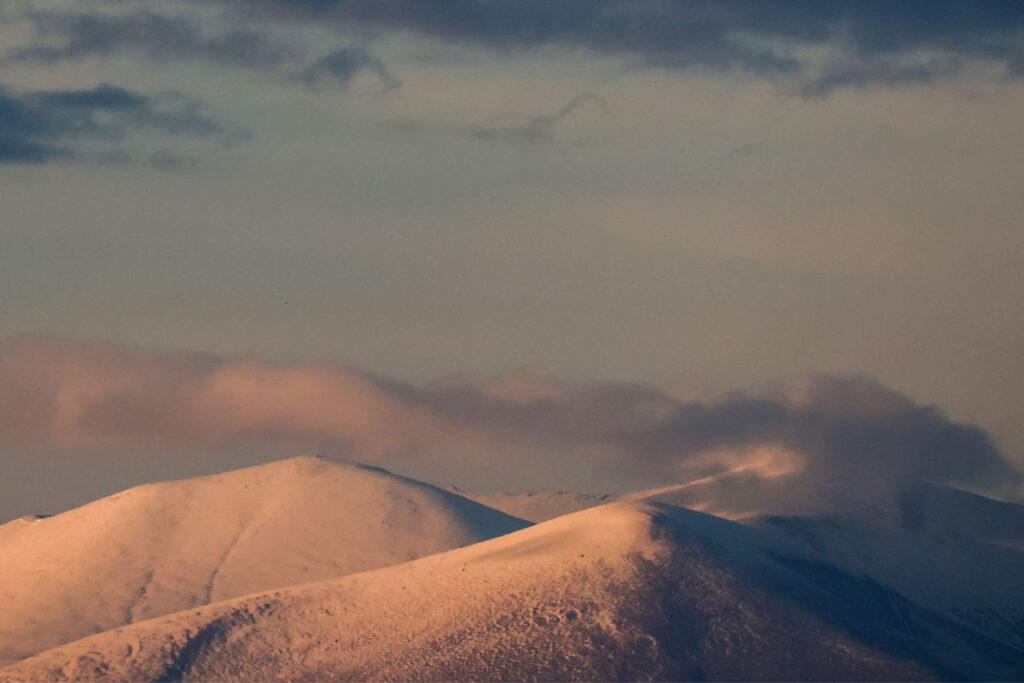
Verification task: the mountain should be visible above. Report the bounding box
[467,463,945,524]
[747,483,1024,650]
[471,469,1024,655]
[5,501,1023,681]
[465,490,615,522]
[0,455,528,665]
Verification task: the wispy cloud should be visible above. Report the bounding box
[5,8,398,92]
[795,55,964,97]
[12,9,295,70]
[301,47,400,91]
[0,83,247,166]
[472,93,607,146]
[2,335,1018,499]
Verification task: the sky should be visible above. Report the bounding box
[1,1,1023,519]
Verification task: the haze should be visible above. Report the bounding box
[1,1,1023,518]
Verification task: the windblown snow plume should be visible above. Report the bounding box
[0,335,1018,498]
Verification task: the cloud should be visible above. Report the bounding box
[794,55,962,97]
[226,0,1024,93]
[0,83,246,165]
[472,92,607,145]
[6,9,397,92]
[11,10,295,71]
[1,335,1018,500]
[10,4,1021,95]
[301,47,400,90]
[148,150,200,171]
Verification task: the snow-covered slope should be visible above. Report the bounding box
[6,501,1022,682]
[898,482,1024,548]
[0,456,528,665]
[747,483,1024,650]
[471,471,1024,657]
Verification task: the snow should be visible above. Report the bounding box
[0,455,528,665]
[2,456,1023,680]
[6,498,1023,681]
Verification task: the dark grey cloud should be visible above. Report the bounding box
[13,3,1019,94]
[301,47,400,90]
[424,373,1020,497]
[12,10,295,71]
[795,56,963,97]
[232,0,1024,93]
[635,378,1011,491]
[7,9,396,92]
[0,136,70,164]
[0,83,246,165]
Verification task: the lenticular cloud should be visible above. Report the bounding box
[0,334,1018,497]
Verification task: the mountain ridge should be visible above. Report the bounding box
[5,500,1023,681]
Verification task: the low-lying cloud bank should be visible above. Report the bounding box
[1,335,1019,499]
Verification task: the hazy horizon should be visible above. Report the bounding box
[2,1,1024,521]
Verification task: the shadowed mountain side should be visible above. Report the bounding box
[897,483,1024,548]
[475,474,1024,653]
[751,513,1024,652]
[0,456,529,665]
[5,502,1021,682]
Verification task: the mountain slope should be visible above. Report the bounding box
[0,455,528,665]
[6,501,1021,682]
[476,473,1024,655]
[748,483,1024,652]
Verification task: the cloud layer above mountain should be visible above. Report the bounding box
[2,335,1018,499]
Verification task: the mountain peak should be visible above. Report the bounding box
[0,456,528,665]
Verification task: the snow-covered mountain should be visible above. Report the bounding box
[466,468,1024,661]
[3,456,1023,681]
[5,500,1022,681]
[0,456,528,665]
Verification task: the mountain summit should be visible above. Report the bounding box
[0,455,528,665]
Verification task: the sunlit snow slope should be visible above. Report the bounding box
[6,501,1023,682]
[0,455,528,665]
